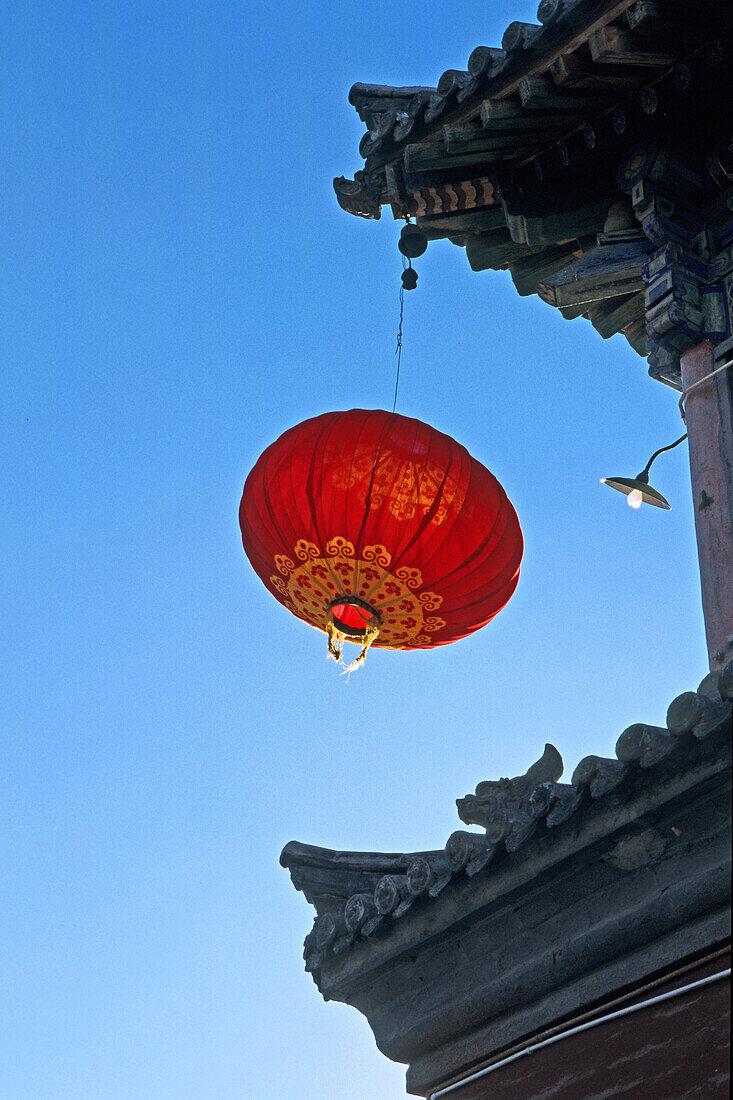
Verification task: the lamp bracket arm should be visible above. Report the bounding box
[640,432,688,478]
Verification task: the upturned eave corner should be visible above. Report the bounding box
[281,661,732,988]
[332,0,733,385]
[280,664,731,1093]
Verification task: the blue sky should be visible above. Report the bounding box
[1,2,708,1097]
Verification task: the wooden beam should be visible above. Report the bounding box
[680,342,733,670]
[416,207,507,237]
[363,1,641,172]
[537,241,653,305]
[558,302,588,319]
[403,176,496,218]
[510,243,585,295]
[518,73,609,111]
[622,315,647,354]
[466,230,548,271]
[479,99,578,131]
[503,198,611,248]
[550,46,649,90]
[443,125,546,156]
[404,143,526,173]
[587,290,645,337]
[492,0,638,101]
[353,0,637,171]
[588,25,676,67]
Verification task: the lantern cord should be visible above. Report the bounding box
[392,259,407,413]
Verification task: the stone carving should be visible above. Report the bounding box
[333,175,382,220]
[456,743,564,853]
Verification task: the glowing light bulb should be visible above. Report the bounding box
[627,489,643,509]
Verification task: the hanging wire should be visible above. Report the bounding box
[393,256,407,413]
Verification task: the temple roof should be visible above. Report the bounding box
[281,660,732,988]
[333,0,733,386]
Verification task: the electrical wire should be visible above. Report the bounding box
[429,967,731,1098]
[679,358,732,421]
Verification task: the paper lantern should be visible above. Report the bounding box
[239,409,523,667]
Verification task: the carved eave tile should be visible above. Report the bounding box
[333,175,383,220]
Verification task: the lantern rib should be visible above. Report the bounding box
[305,416,330,551]
[435,497,518,597]
[270,422,303,552]
[313,417,352,603]
[422,441,481,580]
[453,486,518,581]
[399,454,505,602]
[349,411,392,605]
[394,433,472,582]
[380,419,450,574]
[252,448,289,570]
[320,413,345,552]
[360,415,422,607]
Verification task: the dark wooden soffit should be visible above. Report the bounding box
[281,661,732,988]
[334,0,733,383]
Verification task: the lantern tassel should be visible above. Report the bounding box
[340,623,381,674]
[327,621,345,663]
[326,621,380,673]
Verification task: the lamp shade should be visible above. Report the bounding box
[239,409,523,655]
[600,475,671,509]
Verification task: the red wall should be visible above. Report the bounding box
[446,951,730,1100]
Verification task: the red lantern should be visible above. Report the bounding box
[240,410,523,667]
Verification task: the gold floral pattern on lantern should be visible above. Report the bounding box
[269,538,446,649]
[329,449,460,526]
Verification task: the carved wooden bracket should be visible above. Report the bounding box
[618,141,733,385]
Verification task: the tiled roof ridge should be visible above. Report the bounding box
[339,0,634,177]
[338,0,729,178]
[280,661,732,980]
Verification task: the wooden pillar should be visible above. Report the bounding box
[679,341,733,670]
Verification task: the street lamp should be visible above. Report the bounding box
[601,434,688,510]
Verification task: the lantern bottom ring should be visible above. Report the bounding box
[327,595,381,639]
